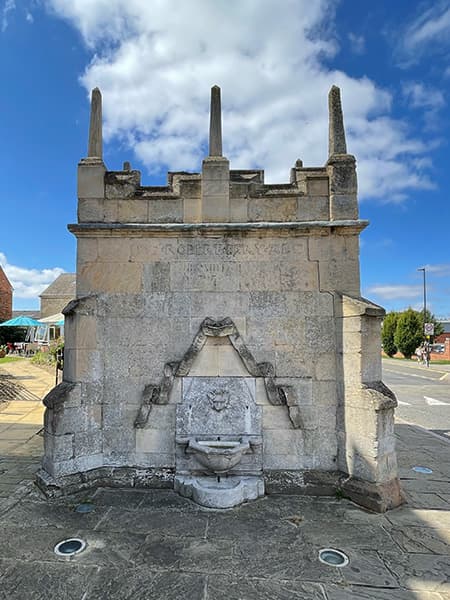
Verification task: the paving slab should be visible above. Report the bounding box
[0,561,97,600]
[206,575,326,599]
[324,584,443,599]
[0,361,449,598]
[381,550,450,593]
[97,505,209,537]
[86,568,207,600]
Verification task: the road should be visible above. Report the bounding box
[382,357,450,439]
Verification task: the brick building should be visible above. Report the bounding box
[0,266,13,323]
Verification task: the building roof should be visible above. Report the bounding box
[440,321,450,333]
[39,273,76,298]
[12,310,41,319]
[0,266,13,291]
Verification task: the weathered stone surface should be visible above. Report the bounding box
[297,195,329,221]
[88,87,102,158]
[202,157,230,222]
[0,562,98,600]
[209,85,223,157]
[43,85,396,513]
[330,193,358,220]
[77,162,105,199]
[327,155,357,195]
[328,85,347,156]
[78,198,104,222]
[148,197,183,223]
[78,262,143,294]
[88,568,207,600]
[177,377,259,437]
[248,197,297,222]
[170,260,239,292]
[175,474,264,508]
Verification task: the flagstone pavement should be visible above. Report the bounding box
[1,359,450,599]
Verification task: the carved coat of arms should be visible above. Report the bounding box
[207,389,231,412]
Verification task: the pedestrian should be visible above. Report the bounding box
[424,343,430,368]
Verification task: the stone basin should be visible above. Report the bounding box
[188,439,250,474]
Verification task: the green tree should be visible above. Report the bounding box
[394,308,423,359]
[0,326,26,345]
[382,312,399,357]
[417,309,444,339]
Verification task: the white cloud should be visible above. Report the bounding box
[47,0,433,201]
[26,11,33,23]
[402,82,445,111]
[0,252,65,300]
[366,285,422,300]
[348,32,365,55]
[402,81,445,129]
[1,0,15,32]
[423,263,450,276]
[396,2,450,65]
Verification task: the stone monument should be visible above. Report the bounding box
[38,84,403,511]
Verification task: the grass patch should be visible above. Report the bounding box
[0,356,24,364]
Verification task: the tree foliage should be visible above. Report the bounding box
[0,326,26,345]
[417,309,444,337]
[381,312,398,357]
[384,308,444,358]
[394,309,423,359]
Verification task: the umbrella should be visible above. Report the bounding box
[39,313,64,325]
[0,315,42,327]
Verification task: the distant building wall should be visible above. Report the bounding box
[39,273,76,318]
[40,297,74,319]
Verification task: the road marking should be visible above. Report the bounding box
[424,396,449,406]
[382,361,449,376]
[383,368,442,382]
[440,373,449,381]
[397,400,411,406]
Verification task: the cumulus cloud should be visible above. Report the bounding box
[0,252,65,300]
[48,0,433,201]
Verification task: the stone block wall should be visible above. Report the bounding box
[39,85,402,512]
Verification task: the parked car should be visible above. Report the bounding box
[431,344,445,353]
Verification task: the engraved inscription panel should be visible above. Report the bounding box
[170,262,240,291]
[161,238,308,262]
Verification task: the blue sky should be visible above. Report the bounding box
[1,0,449,317]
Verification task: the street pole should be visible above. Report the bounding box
[418,267,427,339]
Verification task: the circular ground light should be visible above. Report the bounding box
[412,466,433,474]
[318,548,349,567]
[75,503,95,513]
[54,538,86,557]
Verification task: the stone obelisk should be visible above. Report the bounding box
[88,88,103,159]
[328,85,347,157]
[201,85,230,222]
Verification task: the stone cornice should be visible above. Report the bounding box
[68,219,369,237]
